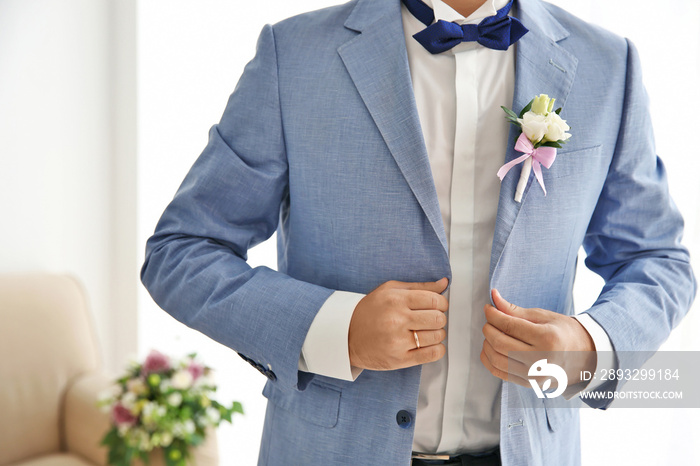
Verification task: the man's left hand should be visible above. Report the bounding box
[480,289,596,389]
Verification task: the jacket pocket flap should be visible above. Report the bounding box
[263,380,341,428]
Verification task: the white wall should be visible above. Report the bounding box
[0,0,139,372]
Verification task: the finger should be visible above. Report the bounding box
[406,343,446,366]
[387,277,448,293]
[482,340,530,380]
[482,322,532,359]
[409,329,446,350]
[480,349,531,388]
[405,290,449,312]
[491,289,545,323]
[484,303,543,344]
[407,309,447,330]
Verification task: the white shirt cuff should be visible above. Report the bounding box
[298,290,366,381]
[572,313,616,394]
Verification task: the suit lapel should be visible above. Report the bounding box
[338,0,449,255]
[489,0,578,280]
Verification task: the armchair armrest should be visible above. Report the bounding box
[63,371,113,465]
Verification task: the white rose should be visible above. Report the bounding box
[518,111,548,143]
[171,370,193,390]
[167,392,183,407]
[543,112,571,142]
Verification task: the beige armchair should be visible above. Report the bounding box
[0,274,218,466]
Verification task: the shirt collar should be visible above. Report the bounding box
[426,0,510,25]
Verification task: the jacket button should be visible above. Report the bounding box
[266,370,277,381]
[396,410,413,429]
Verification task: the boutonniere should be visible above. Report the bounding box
[497,94,572,202]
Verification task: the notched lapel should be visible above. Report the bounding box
[338,0,449,256]
[490,0,579,280]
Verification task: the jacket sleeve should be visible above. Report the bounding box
[141,24,333,392]
[580,39,696,408]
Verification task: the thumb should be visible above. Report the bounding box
[490,289,543,323]
[388,277,448,293]
[491,289,522,316]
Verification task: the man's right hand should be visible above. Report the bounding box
[348,278,449,370]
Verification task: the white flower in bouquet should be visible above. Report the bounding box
[127,378,148,396]
[160,431,173,447]
[193,374,214,389]
[131,428,150,450]
[171,369,194,390]
[121,391,137,411]
[167,392,183,407]
[97,384,122,412]
[172,420,196,439]
[160,378,173,392]
[205,406,221,424]
[141,401,157,422]
[172,422,185,438]
[184,419,196,434]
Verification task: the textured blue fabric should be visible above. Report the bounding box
[141,0,696,464]
[404,0,528,53]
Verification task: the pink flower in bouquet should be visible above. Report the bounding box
[112,403,137,427]
[141,349,170,375]
[187,361,205,381]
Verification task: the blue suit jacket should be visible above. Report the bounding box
[141,0,696,464]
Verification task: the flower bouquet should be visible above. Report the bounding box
[98,350,243,466]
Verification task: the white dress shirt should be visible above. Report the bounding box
[299,0,613,455]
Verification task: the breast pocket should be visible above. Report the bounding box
[526,144,609,220]
[546,144,606,181]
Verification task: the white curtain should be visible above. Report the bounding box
[137,1,700,464]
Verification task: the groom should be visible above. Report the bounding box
[141,0,696,464]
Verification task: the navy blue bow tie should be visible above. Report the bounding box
[402,0,528,54]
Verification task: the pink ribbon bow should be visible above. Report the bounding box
[497,133,558,196]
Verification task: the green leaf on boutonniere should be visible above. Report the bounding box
[555,107,562,115]
[518,99,534,118]
[538,139,569,149]
[501,106,518,120]
[539,141,563,149]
